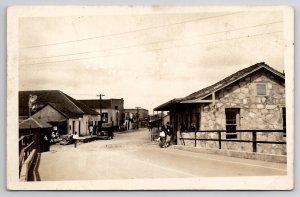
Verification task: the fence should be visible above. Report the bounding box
[19,134,36,181]
[178,130,286,153]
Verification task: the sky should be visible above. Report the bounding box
[18,8,284,113]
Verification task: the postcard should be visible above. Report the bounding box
[7,6,294,190]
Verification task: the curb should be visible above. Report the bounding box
[170,145,287,163]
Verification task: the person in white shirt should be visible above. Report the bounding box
[73,132,79,148]
[158,126,167,148]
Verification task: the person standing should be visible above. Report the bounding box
[159,125,167,148]
[166,122,173,147]
[42,133,49,152]
[89,125,93,136]
[73,132,79,148]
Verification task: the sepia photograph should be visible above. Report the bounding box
[6,6,294,190]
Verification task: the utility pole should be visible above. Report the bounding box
[135,107,141,129]
[97,94,105,131]
[29,98,31,134]
[28,94,37,134]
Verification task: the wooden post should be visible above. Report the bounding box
[218,131,222,149]
[252,131,257,152]
[194,130,197,147]
[212,92,216,106]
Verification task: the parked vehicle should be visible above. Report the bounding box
[59,134,74,145]
[96,128,114,140]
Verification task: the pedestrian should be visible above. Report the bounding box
[73,132,79,148]
[50,131,55,144]
[93,124,97,135]
[159,125,167,148]
[89,125,93,136]
[42,133,49,152]
[165,122,173,147]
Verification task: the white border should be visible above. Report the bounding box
[6,6,294,190]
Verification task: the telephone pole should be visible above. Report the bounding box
[135,107,141,129]
[97,94,105,131]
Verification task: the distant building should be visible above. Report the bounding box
[124,108,149,129]
[78,98,124,129]
[19,90,99,136]
[154,63,286,156]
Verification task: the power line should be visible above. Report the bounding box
[20,30,282,66]
[20,20,282,61]
[20,12,243,49]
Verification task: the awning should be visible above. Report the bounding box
[153,98,183,111]
[19,117,52,129]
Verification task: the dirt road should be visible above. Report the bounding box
[38,128,286,181]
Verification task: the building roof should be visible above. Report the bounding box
[78,99,123,109]
[154,62,285,111]
[19,117,52,129]
[19,90,99,118]
[153,99,183,111]
[124,108,148,111]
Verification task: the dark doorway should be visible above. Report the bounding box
[72,121,75,134]
[282,107,286,137]
[225,108,240,139]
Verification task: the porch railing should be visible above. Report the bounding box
[179,130,286,152]
[19,134,36,179]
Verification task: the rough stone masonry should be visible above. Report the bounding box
[180,69,286,155]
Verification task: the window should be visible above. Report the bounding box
[256,83,267,96]
[282,107,286,137]
[225,108,240,139]
[115,106,118,110]
[102,112,108,123]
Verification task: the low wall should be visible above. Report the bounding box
[177,131,286,161]
[171,145,287,163]
[20,149,37,181]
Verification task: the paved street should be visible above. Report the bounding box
[38,128,287,181]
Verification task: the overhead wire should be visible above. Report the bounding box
[20,12,243,49]
[20,20,282,61]
[20,30,282,66]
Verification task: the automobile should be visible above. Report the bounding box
[59,134,74,145]
[96,128,114,140]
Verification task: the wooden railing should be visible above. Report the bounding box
[179,130,286,152]
[19,134,36,179]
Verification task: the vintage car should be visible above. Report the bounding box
[96,128,114,140]
[59,134,74,145]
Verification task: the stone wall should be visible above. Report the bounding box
[180,70,286,155]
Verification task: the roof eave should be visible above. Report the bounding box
[154,99,182,111]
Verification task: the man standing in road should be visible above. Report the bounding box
[73,132,79,148]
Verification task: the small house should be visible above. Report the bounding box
[19,90,99,136]
[154,62,286,156]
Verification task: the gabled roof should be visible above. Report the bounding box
[154,62,285,111]
[183,62,284,101]
[19,117,52,129]
[19,90,99,118]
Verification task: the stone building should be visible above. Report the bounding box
[19,90,99,136]
[154,62,286,156]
